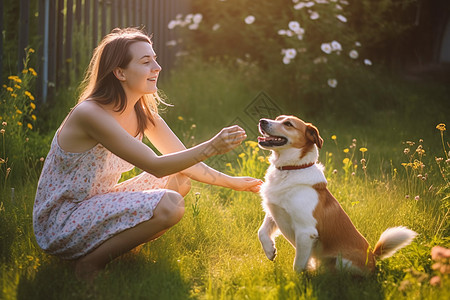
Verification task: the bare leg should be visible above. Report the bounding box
[165,173,191,197]
[74,190,184,281]
[258,214,279,261]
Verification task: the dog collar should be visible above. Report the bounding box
[277,162,316,171]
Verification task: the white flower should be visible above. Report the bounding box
[364,59,372,66]
[331,40,342,51]
[292,0,300,3]
[193,13,203,24]
[294,3,305,10]
[286,30,294,37]
[288,21,301,32]
[336,14,347,23]
[355,41,362,47]
[168,20,178,29]
[335,4,343,10]
[283,56,291,64]
[340,0,349,5]
[166,40,177,47]
[327,79,338,88]
[278,29,287,36]
[284,48,297,59]
[188,23,199,30]
[305,1,315,7]
[310,11,319,20]
[185,14,194,22]
[315,0,329,3]
[212,24,221,31]
[321,43,332,54]
[349,50,359,59]
[245,15,255,24]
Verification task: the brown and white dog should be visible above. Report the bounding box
[257,115,417,274]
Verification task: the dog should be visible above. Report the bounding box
[257,115,417,274]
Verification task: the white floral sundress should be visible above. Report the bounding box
[33,130,169,260]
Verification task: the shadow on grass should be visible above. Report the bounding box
[16,255,191,300]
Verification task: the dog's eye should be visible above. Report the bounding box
[283,121,293,127]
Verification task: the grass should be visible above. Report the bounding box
[1,58,449,299]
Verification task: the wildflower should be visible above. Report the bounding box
[29,68,37,76]
[28,48,35,53]
[355,41,362,47]
[343,148,349,153]
[238,153,246,158]
[14,84,21,89]
[349,50,359,59]
[336,14,347,23]
[436,157,443,163]
[288,21,301,32]
[30,102,36,110]
[2,85,6,88]
[364,59,372,66]
[22,69,28,74]
[361,158,366,164]
[27,123,33,130]
[331,41,342,52]
[11,93,17,98]
[2,122,6,126]
[309,11,319,20]
[40,157,45,162]
[16,109,23,115]
[332,169,338,174]
[178,116,184,121]
[321,43,332,54]
[405,195,410,199]
[359,147,368,153]
[193,13,202,24]
[327,79,338,88]
[25,91,35,100]
[212,24,220,31]
[414,195,420,201]
[404,148,410,155]
[436,123,446,131]
[284,48,297,59]
[258,156,266,162]
[245,15,255,24]
[0,129,4,134]
[343,158,350,164]
[6,87,13,92]
[225,163,232,168]
[331,135,337,140]
[17,121,23,126]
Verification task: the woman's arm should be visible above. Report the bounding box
[145,115,262,192]
[76,103,246,178]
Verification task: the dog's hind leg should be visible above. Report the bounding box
[293,229,318,272]
[258,214,279,261]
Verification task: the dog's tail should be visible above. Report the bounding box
[372,226,417,259]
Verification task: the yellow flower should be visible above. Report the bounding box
[22,69,28,74]
[359,147,368,153]
[27,123,33,130]
[11,93,17,98]
[178,116,184,121]
[15,78,22,83]
[17,121,23,126]
[436,123,446,131]
[238,153,246,158]
[25,91,35,100]
[30,102,36,110]
[225,163,232,167]
[14,84,21,89]
[8,75,18,80]
[31,114,36,121]
[343,148,349,153]
[258,156,266,162]
[328,153,333,157]
[28,48,35,53]
[343,158,350,164]
[245,141,259,148]
[6,87,13,92]
[331,135,337,140]
[16,109,23,115]
[28,68,37,76]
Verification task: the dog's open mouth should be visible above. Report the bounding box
[258,130,288,147]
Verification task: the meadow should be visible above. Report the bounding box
[0,50,449,300]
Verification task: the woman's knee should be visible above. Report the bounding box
[166,173,191,197]
[156,190,185,226]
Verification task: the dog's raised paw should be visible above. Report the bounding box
[264,247,277,261]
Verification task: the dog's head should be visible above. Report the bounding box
[258,115,323,151]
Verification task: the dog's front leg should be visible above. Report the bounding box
[293,229,318,272]
[258,214,278,261]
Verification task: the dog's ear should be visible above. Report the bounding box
[306,124,323,149]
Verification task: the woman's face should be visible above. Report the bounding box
[120,41,162,96]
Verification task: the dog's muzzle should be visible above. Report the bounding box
[258,119,288,147]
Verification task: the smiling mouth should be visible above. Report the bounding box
[257,129,288,147]
[148,78,157,82]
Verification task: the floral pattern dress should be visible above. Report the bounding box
[33,130,169,260]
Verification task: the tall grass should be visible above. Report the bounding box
[0,57,449,299]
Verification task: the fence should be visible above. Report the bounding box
[1,0,191,103]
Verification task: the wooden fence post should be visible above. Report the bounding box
[65,0,73,85]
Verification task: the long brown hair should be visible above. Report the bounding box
[78,27,164,136]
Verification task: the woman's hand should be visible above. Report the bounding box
[207,126,247,156]
[227,176,264,193]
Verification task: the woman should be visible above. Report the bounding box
[33,28,262,280]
